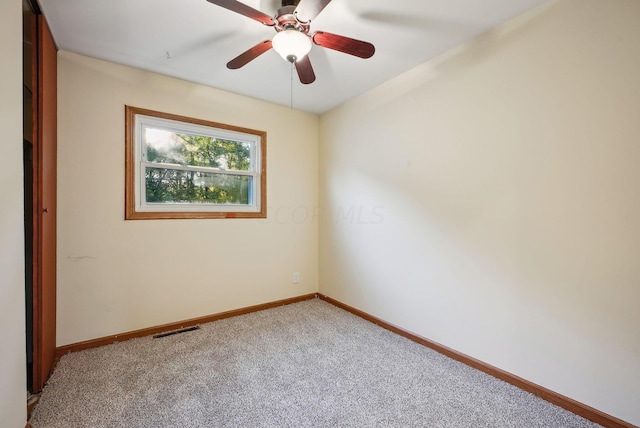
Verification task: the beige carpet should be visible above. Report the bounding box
[30,299,600,427]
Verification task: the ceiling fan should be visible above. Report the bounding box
[206,0,375,84]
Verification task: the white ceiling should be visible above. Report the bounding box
[38,0,550,114]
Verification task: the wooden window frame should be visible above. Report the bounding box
[125,106,267,220]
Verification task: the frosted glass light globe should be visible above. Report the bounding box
[272,29,312,63]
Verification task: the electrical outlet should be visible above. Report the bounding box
[293,272,300,284]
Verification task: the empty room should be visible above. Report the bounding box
[1,0,639,427]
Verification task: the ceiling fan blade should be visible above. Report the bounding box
[295,55,316,84]
[206,0,275,26]
[294,0,332,23]
[227,40,273,69]
[312,31,375,59]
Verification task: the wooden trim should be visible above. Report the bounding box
[124,105,135,219]
[124,105,267,220]
[55,294,317,359]
[29,4,42,394]
[26,0,40,14]
[317,294,637,428]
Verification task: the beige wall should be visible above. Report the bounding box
[319,0,640,424]
[57,52,319,346]
[0,0,27,426]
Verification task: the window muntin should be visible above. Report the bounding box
[125,106,267,219]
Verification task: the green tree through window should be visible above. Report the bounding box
[145,133,251,205]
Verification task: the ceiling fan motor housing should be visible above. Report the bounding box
[275,5,310,34]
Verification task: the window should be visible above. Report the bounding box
[125,106,266,219]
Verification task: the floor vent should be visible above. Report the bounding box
[153,326,200,339]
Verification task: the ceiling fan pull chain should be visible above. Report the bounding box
[290,61,294,110]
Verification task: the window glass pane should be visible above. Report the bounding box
[144,126,252,172]
[145,167,252,205]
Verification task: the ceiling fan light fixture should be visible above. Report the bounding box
[272,29,312,63]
